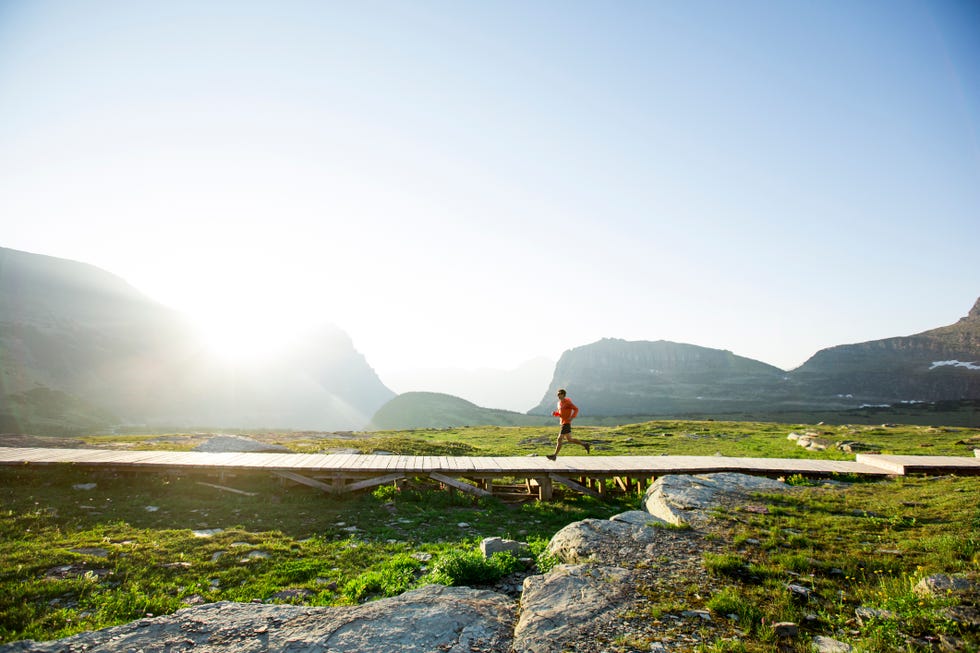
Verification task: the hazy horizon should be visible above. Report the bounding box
[2,1,978,383]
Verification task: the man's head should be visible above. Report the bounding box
[557,389,566,398]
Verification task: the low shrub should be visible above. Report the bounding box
[342,554,422,602]
[429,549,521,586]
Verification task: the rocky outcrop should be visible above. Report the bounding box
[513,565,633,653]
[546,515,672,564]
[790,297,980,404]
[529,339,788,416]
[0,585,515,653]
[528,298,980,418]
[642,472,791,527]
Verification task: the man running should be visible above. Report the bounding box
[546,388,590,460]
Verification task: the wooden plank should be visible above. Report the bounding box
[217,452,262,467]
[127,451,189,465]
[344,473,406,494]
[82,451,137,464]
[549,473,602,498]
[196,481,259,496]
[255,454,301,469]
[58,450,119,464]
[8,448,975,501]
[18,448,82,463]
[273,471,338,494]
[308,453,346,470]
[292,453,334,470]
[383,455,401,472]
[483,457,504,473]
[392,455,413,473]
[857,454,980,476]
[362,455,393,472]
[429,472,492,498]
[346,454,369,469]
[332,453,356,469]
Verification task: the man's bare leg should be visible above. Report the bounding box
[549,433,590,459]
[547,432,567,460]
[564,436,590,453]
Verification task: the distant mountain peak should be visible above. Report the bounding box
[968,296,980,321]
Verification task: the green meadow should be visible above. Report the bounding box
[1,419,978,652]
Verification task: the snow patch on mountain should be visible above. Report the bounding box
[930,360,980,371]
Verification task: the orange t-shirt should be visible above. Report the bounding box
[555,397,579,424]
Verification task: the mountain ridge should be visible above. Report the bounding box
[3,246,977,431]
[523,299,980,419]
[0,247,394,433]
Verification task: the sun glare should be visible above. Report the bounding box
[194,315,300,364]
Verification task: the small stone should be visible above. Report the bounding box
[480,537,529,558]
[787,584,816,603]
[269,588,314,602]
[914,574,973,598]
[855,606,895,625]
[811,635,852,652]
[772,621,798,638]
[681,609,711,621]
[944,605,980,628]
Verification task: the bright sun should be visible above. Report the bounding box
[193,314,301,364]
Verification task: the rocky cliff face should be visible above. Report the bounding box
[530,339,789,416]
[531,299,980,416]
[0,247,394,432]
[792,298,980,403]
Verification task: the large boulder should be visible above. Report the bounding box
[643,472,791,527]
[0,585,514,653]
[513,564,633,653]
[546,515,674,565]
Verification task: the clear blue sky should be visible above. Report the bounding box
[1,1,978,384]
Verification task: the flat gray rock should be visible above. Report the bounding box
[513,564,632,653]
[0,585,515,653]
[193,435,291,453]
[643,472,791,527]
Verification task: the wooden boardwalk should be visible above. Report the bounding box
[0,447,977,500]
